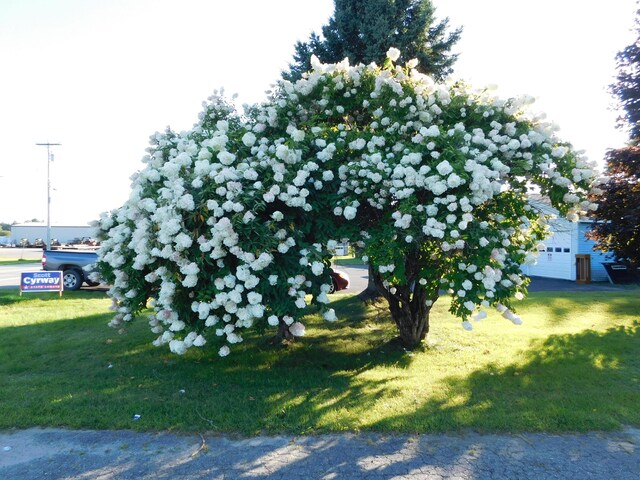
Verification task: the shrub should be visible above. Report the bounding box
[95,50,597,356]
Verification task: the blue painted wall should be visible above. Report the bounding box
[578,222,614,282]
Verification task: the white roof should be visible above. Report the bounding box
[12,222,92,228]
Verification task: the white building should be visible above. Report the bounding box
[10,222,94,244]
[520,199,612,282]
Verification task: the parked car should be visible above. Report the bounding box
[41,249,100,291]
[18,238,31,248]
[329,268,350,293]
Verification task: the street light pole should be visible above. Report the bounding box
[36,142,61,250]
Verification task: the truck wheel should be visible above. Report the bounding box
[63,269,83,291]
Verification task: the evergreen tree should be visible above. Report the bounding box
[588,10,640,268]
[283,0,461,81]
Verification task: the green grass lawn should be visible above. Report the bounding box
[0,258,40,265]
[1,289,639,435]
[332,254,364,266]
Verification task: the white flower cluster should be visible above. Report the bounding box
[96,53,597,356]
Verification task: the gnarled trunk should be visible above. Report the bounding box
[389,287,430,348]
[372,271,434,349]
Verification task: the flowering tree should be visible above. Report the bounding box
[95,50,597,356]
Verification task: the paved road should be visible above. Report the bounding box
[1,427,638,479]
[338,264,368,294]
[337,264,631,294]
[0,262,40,288]
[0,248,42,289]
[0,247,42,260]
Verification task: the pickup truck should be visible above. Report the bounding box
[41,249,100,291]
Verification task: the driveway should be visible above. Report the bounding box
[1,427,639,479]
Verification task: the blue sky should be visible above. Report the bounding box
[0,0,636,224]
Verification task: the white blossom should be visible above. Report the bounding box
[242,131,256,146]
[289,322,306,337]
[323,309,337,322]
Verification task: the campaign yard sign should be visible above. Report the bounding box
[20,271,63,296]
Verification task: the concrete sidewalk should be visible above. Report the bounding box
[1,427,639,479]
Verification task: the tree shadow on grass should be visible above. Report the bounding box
[266,295,416,373]
[0,302,414,434]
[5,290,638,435]
[369,321,640,433]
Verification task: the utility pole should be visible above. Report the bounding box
[36,142,61,250]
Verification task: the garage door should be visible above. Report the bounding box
[523,232,573,280]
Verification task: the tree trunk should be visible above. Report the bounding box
[390,289,430,348]
[275,320,294,343]
[371,268,434,349]
[356,263,384,303]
